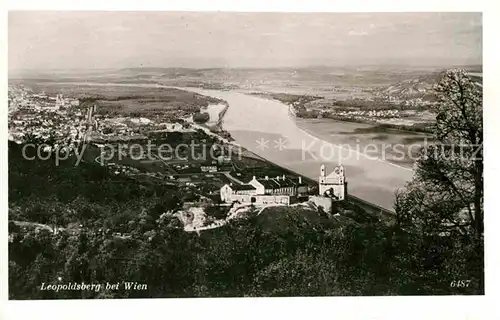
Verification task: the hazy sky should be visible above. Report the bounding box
[9,12,482,70]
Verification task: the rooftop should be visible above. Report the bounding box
[231,184,257,191]
[257,176,301,189]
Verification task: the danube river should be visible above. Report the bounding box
[56,82,414,210]
[181,87,414,210]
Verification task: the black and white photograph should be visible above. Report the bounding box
[6,10,485,302]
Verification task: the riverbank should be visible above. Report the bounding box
[177,86,414,210]
[26,81,413,210]
[272,94,430,169]
[253,91,433,134]
[293,118,432,169]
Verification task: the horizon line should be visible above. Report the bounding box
[9,63,483,73]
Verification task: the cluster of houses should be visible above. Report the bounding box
[8,86,80,113]
[8,86,92,148]
[220,164,347,210]
[331,109,400,119]
[95,116,198,142]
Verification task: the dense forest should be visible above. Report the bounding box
[8,139,482,298]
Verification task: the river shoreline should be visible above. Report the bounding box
[250,91,433,134]
[36,81,413,210]
[178,86,414,210]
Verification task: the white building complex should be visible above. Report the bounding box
[220,164,347,206]
[220,175,308,205]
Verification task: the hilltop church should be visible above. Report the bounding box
[219,164,347,206]
[318,164,347,200]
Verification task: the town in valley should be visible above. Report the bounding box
[7,12,484,299]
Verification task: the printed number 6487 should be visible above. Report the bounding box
[450,280,471,287]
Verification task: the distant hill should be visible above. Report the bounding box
[377,72,444,100]
[378,70,482,100]
[120,67,194,73]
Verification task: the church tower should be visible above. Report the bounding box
[338,165,345,185]
[319,164,326,184]
[318,164,347,200]
[336,165,346,200]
